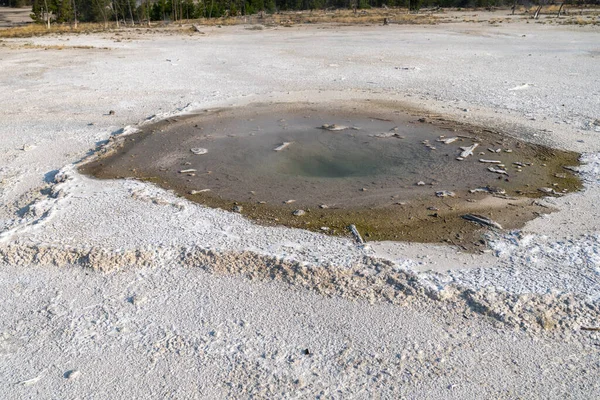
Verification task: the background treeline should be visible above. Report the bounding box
[9,0,599,24]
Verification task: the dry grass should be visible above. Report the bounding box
[1,6,597,39]
[252,9,441,26]
[0,22,112,38]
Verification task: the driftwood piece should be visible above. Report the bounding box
[459,143,479,158]
[437,137,459,144]
[319,124,349,131]
[274,142,292,151]
[581,326,600,331]
[488,166,509,175]
[189,189,210,194]
[462,214,503,229]
[349,224,365,244]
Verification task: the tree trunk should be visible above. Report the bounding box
[43,0,50,29]
[72,0,78,28]
[128,0,135,25]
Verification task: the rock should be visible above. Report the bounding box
[190,148,208,155]
[292,209,306,216]
[319,204,329,209]
[436,191,455,198]
[319,124,349,131]
[108,110,115,115]
[416,181,426,186]
[284,199,296,204]
[64,370,81,380]
[233,205,243,213]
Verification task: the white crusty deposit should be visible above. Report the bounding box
[1,17,600,398]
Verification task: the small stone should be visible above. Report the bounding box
[416,181,425,186]
[320,226,330,231]
[233,205,243,213]
[360,188,368,192]
[64,370,81,380]
[436,191,455,198]
[191,148,208,155]
[284,199,296,204]
[108,110,115,115]
[319,204,329,209]
[292,209,306,216]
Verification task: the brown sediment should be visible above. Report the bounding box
[79,101,582,251]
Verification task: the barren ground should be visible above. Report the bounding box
[1,9,600,399]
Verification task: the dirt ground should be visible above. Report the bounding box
[1,8,600,399]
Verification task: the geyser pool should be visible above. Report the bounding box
[80,101,581,250]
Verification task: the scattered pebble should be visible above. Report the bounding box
[292,209,306,216]
[191,148,208,155]
[319,204,329,209]
[416,181,425,186]
[284,199,296,204]
[233,205,243,213]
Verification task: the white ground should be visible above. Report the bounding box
[1,16,600,398]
